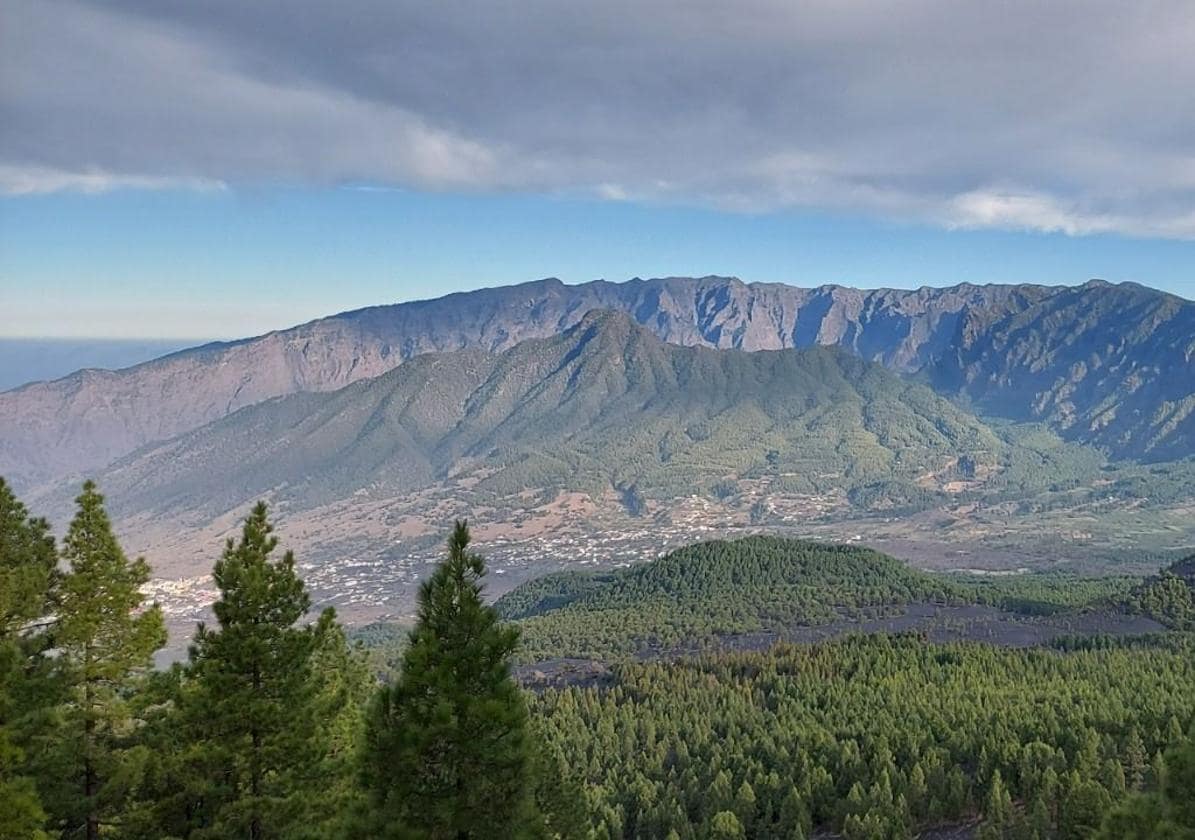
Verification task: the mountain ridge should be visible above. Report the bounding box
[1,276,1191,493]
[80,309,1009,526]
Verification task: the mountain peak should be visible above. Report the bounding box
[561,308,657,350]
[552,309,659,365]
[573,308,640,331]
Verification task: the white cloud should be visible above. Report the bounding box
[2,0,1194,238]
[948,190,1115,236]
[0,165,225,196]
[947,189,1195,240]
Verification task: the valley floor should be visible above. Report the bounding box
[135,482,1192,646]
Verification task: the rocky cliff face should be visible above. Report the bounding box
[1,276,1190,492]
[933,281,1195,460]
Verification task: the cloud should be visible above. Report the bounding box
[945,190,1195,240]
[0,165,225,195]
[3,0,1194,238]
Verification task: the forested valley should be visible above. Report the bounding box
[1,477,1193,839]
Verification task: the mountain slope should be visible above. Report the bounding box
[2,276,1190,492]
[83,310,1006,523]
[936,280,1195,459]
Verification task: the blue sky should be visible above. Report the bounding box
[2,1,1193,338]
[2,187,1192,338]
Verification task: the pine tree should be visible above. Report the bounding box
[1099,757,1126,799]
[1150,749,1167,788]
[732,780,756,832]
[1165,738,1195,829]
[907,762,928,817]
[48,480,165,840]
[1027,795,1052,840]
[1123,727,1148,791]
[116,663,193,840]
[1058,776,1111,840]
[361,520,536,839]
[777,787,809,839]
[300,613,374,839]
[980,769,1013,838]
[0,479,56,639]
[180,501,333,839]
[709,811,745,840]
[0,479,57,840]
[529,737,588,840]
[707,769,734,819]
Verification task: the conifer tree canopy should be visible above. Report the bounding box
[0,478,56,638]
[48,480,165,840]
[0,478,57,840]
[180,501,334,840]
[362,520,535,839]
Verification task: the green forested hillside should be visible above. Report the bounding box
[84,311,1076,519]
[503,537,1195,837]
[500,538,951,619]
[499,537,960,659]
[1128,555,1195,630]
[533,635,1195,839]
[497,536,1149,661]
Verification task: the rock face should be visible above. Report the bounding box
[0,276,1191,492]
[933,281,1195,461]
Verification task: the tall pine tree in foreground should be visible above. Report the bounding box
[48,480,165,840]
[0,478,57,839]
[180,501,337,839]
[306,617,375,832]
[362,520,537,839]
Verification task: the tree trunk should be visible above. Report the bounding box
[84,647,99,840]
[250,660,262,840]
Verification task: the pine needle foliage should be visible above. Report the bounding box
[361,520,536,839]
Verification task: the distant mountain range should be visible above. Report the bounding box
[82,310,1008,521]
[1,276,1192,497]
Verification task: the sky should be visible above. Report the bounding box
[1,0,1193,338]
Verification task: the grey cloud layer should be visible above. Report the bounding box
[3,0,1194,236]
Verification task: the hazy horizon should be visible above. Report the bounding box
[0,337,209,391]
